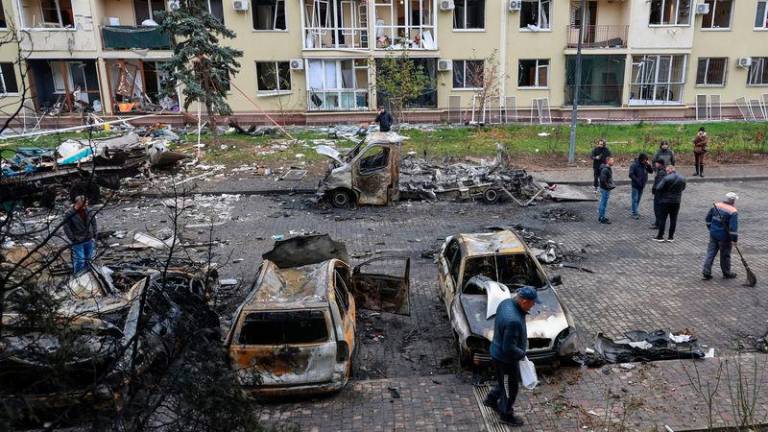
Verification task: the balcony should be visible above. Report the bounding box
[101,26,172,50]
[303,0,369,49]
[566,25,628,49]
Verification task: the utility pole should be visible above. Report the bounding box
[568,0,587,164]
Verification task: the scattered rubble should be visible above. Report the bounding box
[573,330,707,367]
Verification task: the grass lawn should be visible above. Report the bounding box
[2,122,767,168]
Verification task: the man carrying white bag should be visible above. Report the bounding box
[483,286,539,426]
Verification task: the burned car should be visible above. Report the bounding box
[316,132,402,208]
[437,230,577,367]
[226,234,410,396]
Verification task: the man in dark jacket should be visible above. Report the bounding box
[702,192,739,279]
[374,108,394,132]
[483,286,538,426]
[628,153,653,219]
[653,140,676,167]
[654,166,686,242]
[590,139,611,192]
[650,159,666,229]
[62,195,98,274]
[597,156,615,224]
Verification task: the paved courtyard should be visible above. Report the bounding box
[104,175,768,430]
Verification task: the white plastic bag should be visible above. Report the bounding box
[519,357,538,390]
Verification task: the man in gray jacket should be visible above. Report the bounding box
[654,166,686,242]
[483,286,538,426]
[62,195,98,274]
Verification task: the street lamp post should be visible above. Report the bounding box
[568,0,587,164]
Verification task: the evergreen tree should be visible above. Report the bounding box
[159,0,242,134]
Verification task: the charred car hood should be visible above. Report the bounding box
[315,145,344,165]
[459,286,569,342]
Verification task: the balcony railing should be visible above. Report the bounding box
[304,27,368,49]
[101,26,172,50]
[374,25,437,50]
[566,25,628,49]
[307,89,369,111]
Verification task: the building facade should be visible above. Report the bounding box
[0,0,767,123]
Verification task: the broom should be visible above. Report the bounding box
[712,203,757,287]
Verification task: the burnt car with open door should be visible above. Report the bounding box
[225,235,410,396]
[436,230,577,368]
[316,132,402,208]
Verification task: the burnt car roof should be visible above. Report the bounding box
[242,260,340,311]
[455,231,526,257]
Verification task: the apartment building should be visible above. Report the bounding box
[0,0,766,123]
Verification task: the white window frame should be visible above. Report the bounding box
[306,58,369,110]
[256,61,292,95]
[630,55,688,105]
[302,0,369,49]
[748,57,768,86]
[520,0,551,31]
[695,57,727,87]
[15,0,76,30]
[649,0,692,27]
[756,0,768,29]
[452,60,484,90]
[701,0,731,30]
[373,0,438,50]
[253,0,287,31]
[518,59,549,89]
[453,0,485,31]
[0,62,18,95]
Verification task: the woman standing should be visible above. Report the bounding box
[693,127,708,177]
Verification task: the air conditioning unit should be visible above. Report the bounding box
[737,57,753,68]
[289,59,304,70]
[439,0,454,11]
[437,59,452,71]
[233,0,248,11]
[168,0,180,10]
[509,0,521,12]
[695,3,710,15]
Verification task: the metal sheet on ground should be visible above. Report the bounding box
[473,384,511,432]
[541,183,597,202]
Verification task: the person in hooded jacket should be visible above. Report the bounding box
[628,153,653,219]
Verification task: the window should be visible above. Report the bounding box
[520,0,551,29]
[0,2,6,28]
[454,0,484,30]
[702,0,731,29]
[630,55,687,104]
[696,58,727,86]
[238,311,329,345]
[748,57,768,86]
[333,270,350,315]
[0,63,18,94]
[518,59,549,88]
[358,145,389,172]
[461,254,544,292]
[452,60,484,89]
[208,0,224,23]
[308,59,369,110]
[757,1,768,28]
[253,0,286,30]
[39,0,74,26]
[257,61,291,92]
[649,0,691,26]
[134,0,166,23]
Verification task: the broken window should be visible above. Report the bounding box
[257,62,291,92]
[453,0,484,30]
[307,59,368,110]
[253,0,286,30]
[0,63,18,94]
[748,57,768,86]
[238,311,329,345]
[20,0,74,28]
[134,0,166,23]
[696,57,727,86]
[444,240,462,283]
[461,254,544,291]
[359,145,389,172]
[701,0,731,29]
[757,1,768,28]
[304,0,368,49]
[208,0,224,23]
[520,0,550,30]
[452,60,484,89]
[333,270,350,315]
[518,59,548,88]
[649,0,691,26]
[630,55,687,104]
[374,0,436,49]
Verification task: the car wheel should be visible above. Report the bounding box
[330,189,353,209]
[483,188,500,204]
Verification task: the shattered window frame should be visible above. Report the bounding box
[649,0,692,26]
[19,0,75,29]
[518,59,549,88]
[256,61,292,93]
[333,269,350,315]
[453,0,485,30]
[520,0,551,30]
[701,0,731,29]
[358,145,389,173]
[460,253,546,292]
[0,62,19,94]
[747,57,768,86]
[452,60,484,90]
[253,0,287,31]
[695,57,727,86]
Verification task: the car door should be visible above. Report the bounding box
[352,144,391,206]
[350,256,410,315]
[439,239,461,315]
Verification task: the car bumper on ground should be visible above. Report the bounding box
[242,379,348,398]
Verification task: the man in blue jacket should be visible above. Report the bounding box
[628,153,653,220]
[703,192,739,280]
[483,286,538,426]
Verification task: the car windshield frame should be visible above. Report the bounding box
[237,308,331,345]
[461,252,547,294]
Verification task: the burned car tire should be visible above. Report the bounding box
[329,189,353,209]
[482,188,500,204]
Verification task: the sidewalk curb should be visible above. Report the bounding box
[539,176,768,186]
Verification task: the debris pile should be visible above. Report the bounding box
[574,329,709,367]
[536,207,582,222]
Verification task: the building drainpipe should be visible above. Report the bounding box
[499,0,507,111]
